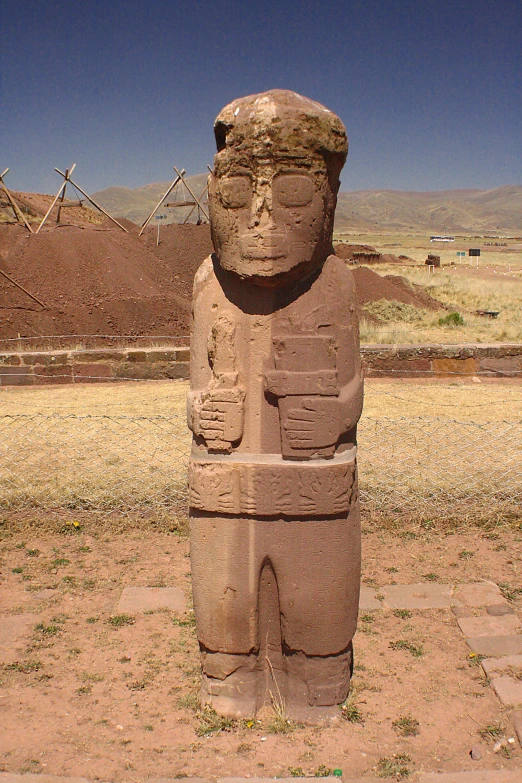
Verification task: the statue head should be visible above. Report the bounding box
[209,89,348,288]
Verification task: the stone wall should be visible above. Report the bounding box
[0,344,520,386]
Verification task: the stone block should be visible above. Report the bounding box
[452,606,475,618]
[146,350,178,362]
[381,583,453,609]
[116,586,186,614]
[490,675,522,706]
[125,350,147,362]
[166,362,190,380]
[0,354,21,365]
[453,582,506,607]
[480,357,522,375]
[457,614,520,638]
[467,635,522,657]
[0,365,33,385]
[359,586,382,610]
[34,365,73,383]
[22,352,68,366]
[419,771,522,782]
[73,363,113,382]
[0,614,35,664]
[365,357,431,375]
[74,350,124,362]
[175,348,190,362]
[432,357,477,375]
[482,654,522,677]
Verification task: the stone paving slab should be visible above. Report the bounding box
[467,635,522,657]
[419,772,522,782]
[116,586,186,614]
[457,614,521,638]
[452,582,507,607]
[482,654,522,677]
[0,614,35,664]
[490,675,522,706]
[466,633,522,658]
[381,582,453,609]
[359,586,382,610]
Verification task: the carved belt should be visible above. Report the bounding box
[188,450,356,517]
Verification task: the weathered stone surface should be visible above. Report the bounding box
[0,365,33,385]
[432,357,477,375]
[488,604,515,616]
[116,587,186,614]
[382,583,453,609]
[490,675,522,706]
[125,350,148,362]
[359,586,382,610]
[467,635,522,657]
[34,365,73,383]
[189,90,362,723]
[73,363,112,382]
[482,654,522,677]
[73,350,123,361]
[453,582,506,607]
[452,606,475,618]
[457,614,520,638]
[22,352,68,366]
[480,356,522,374]
[419,771,522,782]
[0,614,35,664]
[175,348,190,362]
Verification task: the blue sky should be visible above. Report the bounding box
[1,0,521,194]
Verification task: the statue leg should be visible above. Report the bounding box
[273,509,361,722]
[189,514,262,718]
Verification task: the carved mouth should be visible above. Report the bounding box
[240,235,287,260]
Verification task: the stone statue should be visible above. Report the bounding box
[187,89,363,723]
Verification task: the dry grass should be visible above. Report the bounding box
[0,379,520,528]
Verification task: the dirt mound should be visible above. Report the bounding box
[334,243,409,265]
[351,267,442,310]
[0,222,213,340]
[7,191,105,227]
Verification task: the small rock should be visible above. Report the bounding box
[493,739,507,753]
[470,745,482,760]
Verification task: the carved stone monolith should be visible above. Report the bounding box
[187,89,363,723]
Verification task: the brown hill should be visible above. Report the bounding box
[351,267,443,311]
[334,185,522,234]
[90,179,522,234]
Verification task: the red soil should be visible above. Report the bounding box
[0,223,212,340]
[0,219,439,342]
[352,267,442,310]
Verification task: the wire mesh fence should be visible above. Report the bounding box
[0,412,520,523]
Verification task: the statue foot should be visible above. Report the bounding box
[200,669,258,719]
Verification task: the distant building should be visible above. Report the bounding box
[430,236,455,242]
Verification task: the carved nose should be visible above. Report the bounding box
[248,184,275,230]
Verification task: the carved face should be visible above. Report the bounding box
[209,158,336,287]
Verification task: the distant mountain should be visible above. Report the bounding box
[92,174,209,225]
[92,179,522,234]
[335,185,522,234]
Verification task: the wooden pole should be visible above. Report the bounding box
[138,169,186,237]
[183,183,209,224]
[56,168,69,224]
[0,169,33,232]
[54,168,129,233]
[173,167,209,220]
[0,267,48,309]
[35,180,67,233]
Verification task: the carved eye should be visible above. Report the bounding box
[218,176,252,209]
[274,175,314,207]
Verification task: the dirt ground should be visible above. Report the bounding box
[1,521,521,781]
